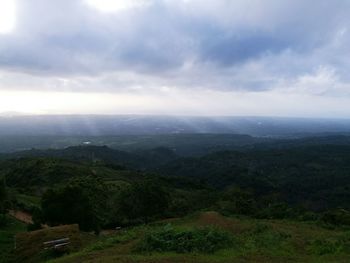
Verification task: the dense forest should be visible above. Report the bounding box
[1,134,350,262]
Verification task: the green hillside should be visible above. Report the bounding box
[2,140,350,262]
[40,211,350,263]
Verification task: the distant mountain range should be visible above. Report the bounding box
[1,115,350,136]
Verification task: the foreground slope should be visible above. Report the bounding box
[43,212,350,263]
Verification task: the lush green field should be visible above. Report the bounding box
[42,212,350,263]
[0,216,26,263]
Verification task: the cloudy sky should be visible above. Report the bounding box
[0,0,350,117]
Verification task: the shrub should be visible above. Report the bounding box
[27,222,42,232]
[0,214,8,227]
[321,209,350,226]
[309,232,350,255]
[242,223,292,254]
[136,224,234,253]
[117,180,170,224]
[309,239,343,255]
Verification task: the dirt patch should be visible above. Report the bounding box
[9,210,33,224]
[191,211,250,234]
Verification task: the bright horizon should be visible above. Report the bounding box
[1,0,350,117]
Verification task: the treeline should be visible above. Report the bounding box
[22,176,350,233]
[29,176,207,233]
[159,145,350,211]
[2,142,350,233]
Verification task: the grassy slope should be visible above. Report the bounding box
[48,212,350,263]
[0,216,27,263]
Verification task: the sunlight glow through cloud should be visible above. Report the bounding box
[0,0,16,33]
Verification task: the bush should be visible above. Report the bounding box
[309,239,343,255]
[136,224,234,253]
[219,187,256,216]
[0,214,8,227]
[242,223,292,254]
[255,202,294,219]
[117,180,170,224]
[41,177,109,233]
[300,211,319,221]
[27,222,42,232]
[309,232,350,255]
[321,209,350,226]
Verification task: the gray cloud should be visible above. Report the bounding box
[0,0,350,95]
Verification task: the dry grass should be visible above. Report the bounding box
[15,224,85,262]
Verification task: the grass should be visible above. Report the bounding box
[14,224,90,263]
[0,215,27,263]
[135,224,233,253]
[16,193,41,211]
[43,211,350,263]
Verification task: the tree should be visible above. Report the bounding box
[219,186,256,216]
[118,179,170,224]
[41,177,108,233]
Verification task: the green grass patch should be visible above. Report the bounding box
[135,224,234,253]
[16,194,41,211]
[239,223,294,256]
[86,229,138,252]
[23,212,350,263]
[308,231,350,255]
[0,215,27,263]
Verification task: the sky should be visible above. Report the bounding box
[0,0,350,117]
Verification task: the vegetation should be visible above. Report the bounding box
[15,224,85,263]
[0,216,26,263]
[116,179,170,225]
[43,212,350,263]
[2,134,350,262]
[41,177,108,233]
[136,224,233,253]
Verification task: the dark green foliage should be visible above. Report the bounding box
[136,224,233,253]
[26,222,42,232]
[0,177,8,216]
[117,180,170,224]
[256,202,295,219]
[0,215,27,263]
[12,194,41,214]
[308,232,350,255]
[27,207,43,231]
[3,137,350,232]
[160,145,350,212]
[321,209,350,226]
[41,177,108,233]
[0,214,8,227]
[218,186,256,216]
[168,189,218,217]
[309,239,343,255]
[1,158,94,188]
[242,223,292,254]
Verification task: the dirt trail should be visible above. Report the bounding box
[9,210,33,224]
